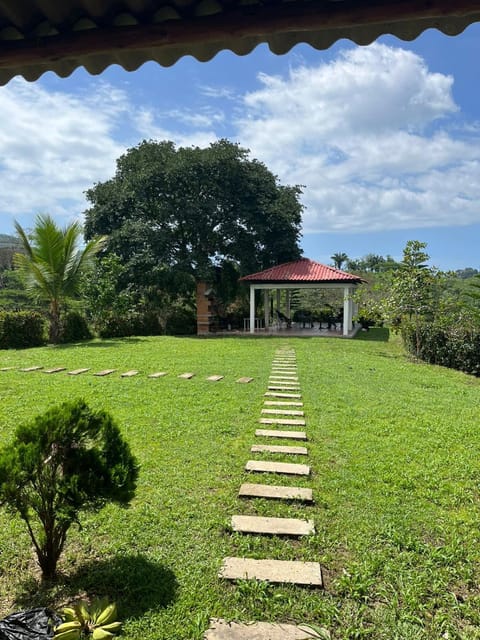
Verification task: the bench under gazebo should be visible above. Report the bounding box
[239,258,364,337]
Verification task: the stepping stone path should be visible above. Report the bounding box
[121,370,139,377]
[20,366,43,372]
[0,367,13,371]
[207,375,224,382]
[231,515,314,536]
[44,367,66,374]
[148,371,168,378]
[93,369,116,376]
[250,444,308,455]
[236,377,254,384]
[220,557,322,586]
[209,347,324,638]
[68,368,90,375]
[179,372,195,379]
[255,428,307,440]
[238,483,313,502]
[204,618,325,639]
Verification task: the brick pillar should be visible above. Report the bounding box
[196,281,210,335]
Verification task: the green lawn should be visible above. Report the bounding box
[1,332,480,639]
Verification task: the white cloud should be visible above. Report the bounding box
[235,43,480,233]
[0,79,130,229]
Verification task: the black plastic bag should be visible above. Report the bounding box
[0,608,61,640]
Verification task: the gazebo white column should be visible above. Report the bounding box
[264,289,270,331]
[343,286,354,336]
[249,285,255,334]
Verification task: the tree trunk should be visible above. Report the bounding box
[49,299,61,344]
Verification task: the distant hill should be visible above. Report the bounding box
[0,234,20,248]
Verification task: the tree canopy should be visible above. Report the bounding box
[84,139,303,302]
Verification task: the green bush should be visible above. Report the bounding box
[97,311,163,338]
[61,311,93,343]
[0,399,138,580]
[0,311,46,349]
[402,320,480,376]
[165,306,196,335]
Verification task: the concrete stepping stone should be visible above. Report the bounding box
[0,367,14,371]
[238,483,313,502]
[204,618,325,639]
[219,557,322,586]
[268,386,300,392]
[265,392,301,398]
[269,375,298,380]
[256,429,307,440]
[20,366,43,372]
[93,369,116,376]
[179,372,195,379]
[43,367,66,374]
[246,460,310,476]
[231,515,314,536]
[259,418,306,426]
[264,401,303,406]
[207,375,224,382]
[251,444,308,455]
[148,371,168,378]
[68,368,90,375]
[121,370,139,377]
[262,409,304,416]
[237,377,254,383]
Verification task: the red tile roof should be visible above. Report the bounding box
[240,259,363,284]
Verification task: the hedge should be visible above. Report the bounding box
[0,311,46,349]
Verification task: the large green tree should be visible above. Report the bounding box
[84,139,303,307]
[14,214,105,343]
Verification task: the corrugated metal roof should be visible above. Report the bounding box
[0,1,479,85]
[240,258,363,283]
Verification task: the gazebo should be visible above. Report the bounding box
[240,258,364,337]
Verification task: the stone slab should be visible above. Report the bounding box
[238,483,313,502]
[264,401,303,406]
[231,515,314,536]
[204,618,325,639]
[259,418,306,426]
[264,392,301,399]
[245,460,310,476]
[207,375,224,382]
[121,370,139,377]
[269,376,299,380]
[262,409,304,416]
[237,377,254,384]
[268,385,300,391]
[148,372,168,378]
[20,366,43,372]
[219,558,322,586]
[179,372,195,379]
[0,367,14,371]
[68,368,90,375]
[251,444,308,455]
[43,367,66,374]
[93,369,116,376]
[255,429,307,440]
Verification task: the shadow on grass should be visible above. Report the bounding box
[14,555,177,619]
[354,327,390,342]
[53,337,147,349]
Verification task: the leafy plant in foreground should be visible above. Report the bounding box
[0,399,138,580]
[56,599,122,639]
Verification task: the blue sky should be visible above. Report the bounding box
[1,24,480,270]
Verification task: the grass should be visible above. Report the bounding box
[1,331,480,639]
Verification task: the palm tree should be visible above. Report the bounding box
[331,252,349,270]
[14,214,106,343]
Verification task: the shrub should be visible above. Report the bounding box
[0,311,46,349]
[165,306,196,335]
[97,311,163,338]
[61,311,93,343]
[402,320,480,376]
[0,399,138,580]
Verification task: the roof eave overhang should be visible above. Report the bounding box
[1,0,480,84]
